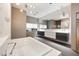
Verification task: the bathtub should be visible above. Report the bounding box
[8,37,61,56]
[0,34,10,56]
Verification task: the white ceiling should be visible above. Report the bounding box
[26,3,70,18]
[12,3,70,20]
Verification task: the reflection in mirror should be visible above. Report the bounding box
[76,12,79,52]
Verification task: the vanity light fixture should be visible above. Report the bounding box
[20,9,23,12]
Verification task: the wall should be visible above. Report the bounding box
[0,3,11,55]
[11,7,26,39]
[0,4,11,37]
[71,3,79,51]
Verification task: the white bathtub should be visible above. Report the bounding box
[9,37,61,56]
[0,35,9,46]
[0,34,10,55]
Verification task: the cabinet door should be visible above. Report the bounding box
[56,33,69,42]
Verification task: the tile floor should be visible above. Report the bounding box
[34,37,79,56]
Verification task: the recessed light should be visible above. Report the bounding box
[20,9,23,12]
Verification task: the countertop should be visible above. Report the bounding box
[38,29,70,33]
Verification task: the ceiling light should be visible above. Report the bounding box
[20,9,23,12]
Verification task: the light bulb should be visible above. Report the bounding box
[20,9,23,12]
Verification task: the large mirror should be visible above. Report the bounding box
[76,12,79,52]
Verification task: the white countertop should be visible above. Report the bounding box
[38,29,46,31]
[38,29,70,33]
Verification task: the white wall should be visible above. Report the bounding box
[41,5,71,20]
[0,3,11,55]
[0,3,11,37]
[71,3,79,51]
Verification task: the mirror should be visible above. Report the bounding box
[76,12,79,52]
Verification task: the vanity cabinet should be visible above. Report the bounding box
[37,31,44,37]
[45,30,56,39]
[45,29,69,44]
[56,33,69,42]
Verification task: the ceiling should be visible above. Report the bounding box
[12,3,70,20]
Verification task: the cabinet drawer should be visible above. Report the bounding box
[45,32,56,39]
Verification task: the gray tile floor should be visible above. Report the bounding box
[34,37,79,56]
